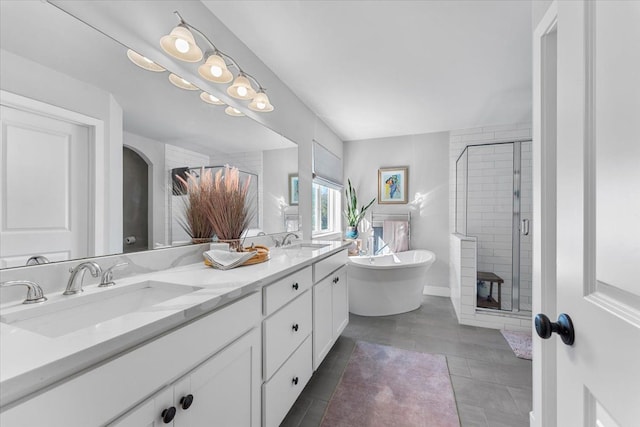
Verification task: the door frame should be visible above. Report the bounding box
[532,2,558,426]
[0,90,106,256]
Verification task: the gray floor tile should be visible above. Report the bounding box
[280,295,532,426]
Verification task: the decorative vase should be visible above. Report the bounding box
[219,238,243,252]
[345,226,358,239]
[191,237,213,244]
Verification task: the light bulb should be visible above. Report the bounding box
[237,86,247,97]
[210,65,222,77]
[231,107,240,114]
[181,78,189,85]
[209,94,220,103]
[143,56,153,64]
[174,38,190,53]
[256,101,266,110]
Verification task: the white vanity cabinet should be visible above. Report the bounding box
[312,250,348,370]
[112,328,261,427]
[261,266,313,427]
[0,292,262,427]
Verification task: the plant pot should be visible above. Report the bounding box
[345,226,358,239]
[219,239,243,252]
[191,237,213,244]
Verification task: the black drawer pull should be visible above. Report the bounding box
[292,282,299,290]
[292,376,299,385]
[161,407,176,423]
[292,323,299,332]
[180,394,194,410]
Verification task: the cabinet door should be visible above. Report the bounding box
[177,328,261,427]
[110,387,175,427]
[331,266,349,338]
[313,276,333,370]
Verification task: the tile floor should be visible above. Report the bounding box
[281,296,532,427]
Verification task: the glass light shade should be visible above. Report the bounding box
[198,54,233,83]
[126,49,165,72]
[248,91,274,112]
[200,91,225,105]
[160,25,203,62]
[225,106,245,117]
[168,73,198,90]
[227,74,256,100]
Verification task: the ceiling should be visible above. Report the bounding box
[202,0,533,142]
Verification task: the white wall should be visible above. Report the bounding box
[344,132,450,289]
[0,48,123,255]
[263,147,299,235]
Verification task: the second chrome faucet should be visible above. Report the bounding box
[63,261,102,295]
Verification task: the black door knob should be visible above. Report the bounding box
[292,376,299,385]
[161,406,177,423]
[292,323,299,332]
[535,313,575,345]
[292,282,299,290]
[180,394,194,410]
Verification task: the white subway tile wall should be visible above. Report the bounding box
[449,123,532,330]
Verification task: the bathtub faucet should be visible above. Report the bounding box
[374,243,389,255]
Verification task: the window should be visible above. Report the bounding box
[312,182,341,235]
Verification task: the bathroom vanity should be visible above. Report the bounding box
[0,242,349,427]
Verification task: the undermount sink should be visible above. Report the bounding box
[0,281,202,338]
[283,243,331,250]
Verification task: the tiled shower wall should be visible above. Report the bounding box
[449,123,532,328]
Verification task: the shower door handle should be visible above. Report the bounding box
[521,219,529,236]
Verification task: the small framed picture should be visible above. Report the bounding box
[289,174,299,205]
[378,167,408,204]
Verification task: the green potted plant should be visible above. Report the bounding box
[344,179,375,239]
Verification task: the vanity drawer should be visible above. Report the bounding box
[263,335,312,427]
[263,290,312,380]
[314,249,348,282]
[263,266,312,316]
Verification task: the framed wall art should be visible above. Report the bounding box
[289,174,299,205]
[378,167,408,204]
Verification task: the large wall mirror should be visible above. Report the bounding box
[0,1,299,269]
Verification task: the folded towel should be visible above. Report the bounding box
[203,249,257,270]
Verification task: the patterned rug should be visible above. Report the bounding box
[321,341,460,427]
[500,330,533,360]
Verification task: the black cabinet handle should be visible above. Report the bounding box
[292,376,299,385]
[535,313,575,345]
[332,277,337,284]
[161,406,176,423]
[180,394,194,410]
[292,323,299,332]
[292,282,299,290]
[335,276,340,283]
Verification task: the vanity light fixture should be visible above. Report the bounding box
[248,90,274,112]
[160,25,203,62]
[198,52,233,83]
[168,73,199,90]
[200,91,225,105]
[126,49,166,72]
[225,106,245,117]
[227,73,257,100]
[160,11,274,112]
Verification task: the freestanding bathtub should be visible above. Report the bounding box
[347,249,436,316]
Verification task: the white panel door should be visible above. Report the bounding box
[0,105,89,267]
[554,1,640,425]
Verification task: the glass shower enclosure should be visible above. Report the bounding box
[455,141,532,314]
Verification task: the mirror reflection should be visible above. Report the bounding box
[0,1,298,269]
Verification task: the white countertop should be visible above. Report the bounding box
[0,241,348,407]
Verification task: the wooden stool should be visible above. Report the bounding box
[477,271,504,310]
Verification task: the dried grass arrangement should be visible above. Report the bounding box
[174,168,216,242]
[206,165,255,242]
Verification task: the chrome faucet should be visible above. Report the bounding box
[0,280,47,304]
[64,262,101,295]
[278,232,299,247]
[26,255,50,266]
[99,262,128,287]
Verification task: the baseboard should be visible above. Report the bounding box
[423,286,450,297]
